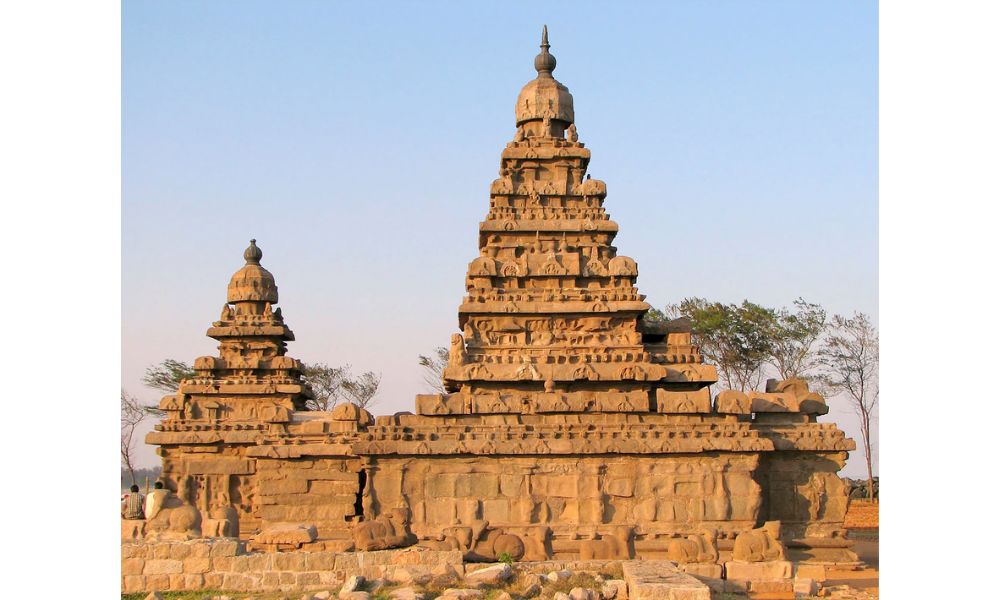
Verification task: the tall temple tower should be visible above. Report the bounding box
[437,26,716,415]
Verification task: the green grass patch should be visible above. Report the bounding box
[542,572,602,596]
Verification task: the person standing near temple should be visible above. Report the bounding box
[121,484,145,520]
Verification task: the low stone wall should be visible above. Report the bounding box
[121,539,462,594]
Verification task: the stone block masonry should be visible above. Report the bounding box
[121,539,462,594]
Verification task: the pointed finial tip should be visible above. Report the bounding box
[534,25,556,75]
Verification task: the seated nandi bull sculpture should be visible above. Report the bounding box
[579,525,634,560]
[732,521,786,562]
[352,508,413,551]
[422,520,528,562]
[666,528,718,564]
[144,491,202,541]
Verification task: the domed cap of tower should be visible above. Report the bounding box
[227,239,279,303]
[515,26,575,127]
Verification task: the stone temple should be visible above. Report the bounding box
[142,28,858,579]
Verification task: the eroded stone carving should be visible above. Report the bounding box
[579,526,634,560]
[733,521,787,562]
[353,508,414,552]
[666,528,718,564]
[144,487,202,541]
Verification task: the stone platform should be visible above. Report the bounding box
[121,539,462,594]
[621,560,710,600]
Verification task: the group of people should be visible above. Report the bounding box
[121,481,170,520]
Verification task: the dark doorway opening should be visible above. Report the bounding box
[353,469,367,521]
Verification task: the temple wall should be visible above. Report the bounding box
[256,456,363,539]
[756,451,851,540]
[151,446,851,549]
[158,445,260,536]
[368,453,763,545]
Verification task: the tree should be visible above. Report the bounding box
[142,359,195,393]
[301,363,351,411]
[417,347,449,393]
[643,307,668,324]
[769,298,827,380]
[121,389,150,486]
[341,371,382,410]
[818,312,878,502]
[671,298,777,391]
[301,362,381,411]
[143,358,382,412]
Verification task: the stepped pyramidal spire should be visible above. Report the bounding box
[437,26,714,408]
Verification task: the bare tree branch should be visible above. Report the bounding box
[121,389,152,486]
[301,363,351,411]
[769,298,827,381]
[417,347,449,394]
[142,359,195,393]
[341,371,382,410]
[818,312,879,501]
[301,363,382,411]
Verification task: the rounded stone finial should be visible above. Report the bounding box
[244,238,262,265]
[534,25,557,77]
[516,25,574,127]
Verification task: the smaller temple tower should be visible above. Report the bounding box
[151,240,315,532]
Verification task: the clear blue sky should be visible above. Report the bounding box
[123,1,877,475]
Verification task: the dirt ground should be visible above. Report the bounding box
[826,500,879,597]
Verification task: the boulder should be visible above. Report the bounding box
[144,593,163,600]
[389,588,425,600]
[569,588,599,600]
[464,563,513,586]
[546,569,573,583]
[601,580,627,599]
[340,575,365,595]
[438,590,483,600]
